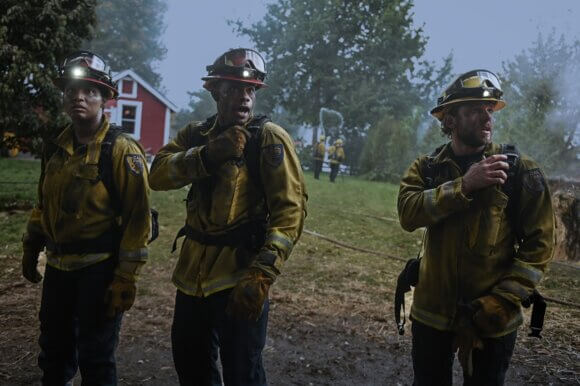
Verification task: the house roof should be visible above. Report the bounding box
[113,69,178,112]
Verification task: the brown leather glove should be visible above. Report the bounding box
[206,126,250,167]
[226,269,273,321]
[472,294,519,335]
[22,249,43,283]
[453,317,484,377]
[104,275,137,318]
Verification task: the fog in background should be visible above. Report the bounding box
[158,0,580,109]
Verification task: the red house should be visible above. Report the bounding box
[104,69,178,155]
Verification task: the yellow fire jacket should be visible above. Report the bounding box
[149,118,307,297]
[313,142,325,161]
[398,142,554,337]
[23,117,151,280]
[329,146,345,165]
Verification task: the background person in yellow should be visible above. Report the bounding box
[149,48,307,385]
[312,135,326,179]
[397,70,554,385]
[328,138,345,182]
[21,51,151,385]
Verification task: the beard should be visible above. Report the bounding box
[456,126,491,148]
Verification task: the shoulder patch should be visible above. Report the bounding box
[523,168,545,194]
[125,154,144,176]
[263,144,284,168]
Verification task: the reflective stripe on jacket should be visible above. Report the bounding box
[397,142,554,337]
[23,117,151,279]
[149,119,307,297]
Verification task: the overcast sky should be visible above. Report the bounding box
[157,0,580,109]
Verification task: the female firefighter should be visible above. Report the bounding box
[21,51,151,384]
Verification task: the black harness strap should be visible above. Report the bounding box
[173,115,271,253]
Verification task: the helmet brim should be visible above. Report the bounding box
[430,97,506,120]
[202,75,267,89]
[55,76,119,99]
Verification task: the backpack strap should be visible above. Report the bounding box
[499,144,522,240]
[243,114,271,192]
[99,124,125,213]
[420,144,446,189]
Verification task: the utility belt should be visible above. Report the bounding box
[45,230,119,255]
[172,219,267,253]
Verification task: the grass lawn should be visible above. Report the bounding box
[0,160,578,383]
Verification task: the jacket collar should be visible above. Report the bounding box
[430,142,500,164]
[53,116,111,165]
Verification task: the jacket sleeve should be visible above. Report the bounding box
[491,160,554,305]
[22,148,49,253]
[250,123,307,279]
[397,157,471,232]
[149,123,210,190]
[111,136,151,280]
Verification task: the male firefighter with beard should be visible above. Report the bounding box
[397,69,554,385]
[313,135,326,179]
[149,48,307,385]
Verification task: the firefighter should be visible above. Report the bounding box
[313,135,326,179]
[149,48,307,385]
[328,138,345,182]
[21,51,151,384]
[397,69,554,385]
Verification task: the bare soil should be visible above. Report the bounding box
[1,240,578,385]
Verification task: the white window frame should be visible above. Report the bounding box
[118,77,137,98]
[116,100,143,140]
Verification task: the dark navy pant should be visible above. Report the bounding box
[171,289,269,386]
[329,164,339,182]
[411,321,517,386]
[313,159,323,179]
[38,258,122,386]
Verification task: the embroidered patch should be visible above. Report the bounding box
[263,144,284,168]
[125,154,144,176]
[523,168,545,194]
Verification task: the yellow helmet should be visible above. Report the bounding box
[335,138,343,146]
[430,69,506,121]
[319,135,326,141]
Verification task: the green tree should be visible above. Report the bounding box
[232,0,431,144]
[496,32,580,175]
[170,90,216,137]
[84,0,167,88]
[0,0,96,154]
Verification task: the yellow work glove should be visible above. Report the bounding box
[226,269,273,321]
[104,275,136,318]
[472,294,519,335]
[22,249,43,283]
[453,317,483,377]
[206,126,250,167]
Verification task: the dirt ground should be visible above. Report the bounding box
[1,242,578,385]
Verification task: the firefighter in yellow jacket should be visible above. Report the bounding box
[328,138,345,182]
[21,51,151,384]
[397,69,554,385]
[313,135,326,179]
[149,48,307,385]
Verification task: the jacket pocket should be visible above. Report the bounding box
[469,191,508,255]
[61,164,100,215]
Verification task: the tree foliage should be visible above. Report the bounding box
[84,0,167,88]
[0,0,96,154]
[171,90,216,137]
[496,32,580,175]
[232,0,438,141]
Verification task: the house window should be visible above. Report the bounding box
[116,100,142,140]
[118,77,137,98]
[121,105,137,133]
[122,79,134,95]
